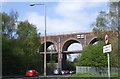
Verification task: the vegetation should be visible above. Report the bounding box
[91,2,120,67]
[72,73,118,77]
[61,73,119,79]
[2,11,43,76]
[64,59,76,71]
[47,60,56,75]
[76,2,120,68]
[110,38,120,67]
[76,41,108,67]
[76,39,120,67]
[92,2,119,39]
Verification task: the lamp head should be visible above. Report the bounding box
[30,3,35,6]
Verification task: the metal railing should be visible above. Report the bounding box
[76,66,119,76]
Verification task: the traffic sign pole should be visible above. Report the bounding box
[103,34,111,79]
[107,53,110,79]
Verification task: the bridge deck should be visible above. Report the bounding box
[40,50,82,54]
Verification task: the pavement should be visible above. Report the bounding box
[2,75,71,79]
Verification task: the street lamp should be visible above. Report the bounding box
[30,3,47,77]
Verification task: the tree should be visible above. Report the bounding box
[1,12,10,39]
[109,2,120,28]
[8,10,18,39]
[76,41,108,67]
[2,12,43,75]
[110,37,120,67]
[17,21,42,71]
[1,10,18,39]
[1,12,22,75]
[109,2,120,68]
[47,60,56,75]
[92,11,109,40]
[92,2,120,39]
[2,37,26,75]
[91,2,120,67]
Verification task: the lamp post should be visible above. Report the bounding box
[30,3,47,77]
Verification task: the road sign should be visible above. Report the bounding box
[103,44,112,53]
[103,34,111,79]
[105,34,108,45]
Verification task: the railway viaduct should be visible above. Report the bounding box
[39,32,97,70]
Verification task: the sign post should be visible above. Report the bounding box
[103,34,111,79]
[107,52,110,79]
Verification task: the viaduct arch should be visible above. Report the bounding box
[39,32,97,70]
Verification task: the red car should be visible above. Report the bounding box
[26,70,39,77]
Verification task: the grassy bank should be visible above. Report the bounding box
[61,73,119,79]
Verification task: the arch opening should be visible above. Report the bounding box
[62,39,83,70]
[39,41,57,52]
[67,43,82,62]
[47,43,58,63]
[62,39,82,51]
[89,38,98,44]
[89,38,102,45]
[39,41,58,63]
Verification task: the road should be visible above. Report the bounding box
[2,75,71,79]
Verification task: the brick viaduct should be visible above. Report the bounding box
[39,32,97,70]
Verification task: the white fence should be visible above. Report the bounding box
[76,66,119,76]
